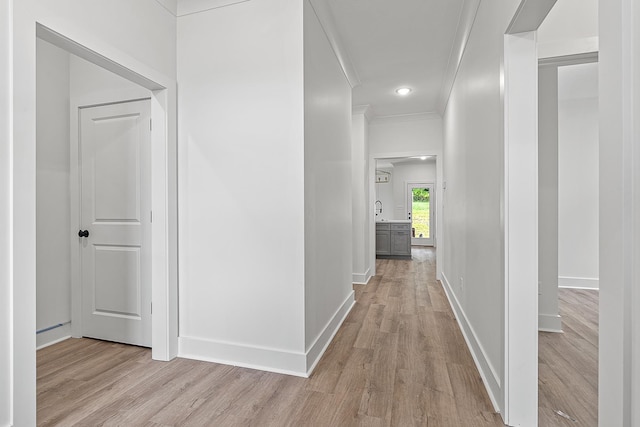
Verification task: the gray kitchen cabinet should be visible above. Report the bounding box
[376,222,411,259]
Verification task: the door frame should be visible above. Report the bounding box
[37,24,178,359]
[71,97,153,346]
[406,181,435,246]
[368,151,443,280]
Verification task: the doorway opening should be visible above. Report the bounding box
[33,23,177,361]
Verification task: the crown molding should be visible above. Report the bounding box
[370,111,441,124]
[307,0,361,89]
[506,0,557,34]
[352,104,373,121]
[154,0,178,16]
[437,0,481,115]
[176,0,250,17]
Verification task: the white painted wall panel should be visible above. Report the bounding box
[442,0,522,414]
[36,39,71,334]
[303,0,353,351]
[177,0,306,355]
[0,1,11,424]
[558,63,599,287]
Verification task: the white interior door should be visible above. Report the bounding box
[407,183,435,246]
[79,99,151,347]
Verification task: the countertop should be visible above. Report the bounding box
[376,220,411,224]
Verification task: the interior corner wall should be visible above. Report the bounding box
[351,113,370,283]
[538,64,561,331]
[441,0,522,413]
[303,0,354,367]
[0,1,11,424]
[177,0,308,374]
[35,38,72,347]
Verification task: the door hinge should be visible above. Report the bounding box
[150,118,152,131]
[151,302,152,314]
[150,211,153,223]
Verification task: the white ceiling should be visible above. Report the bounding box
[326,0,465,117]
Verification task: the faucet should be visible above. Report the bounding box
[375,200,383,216]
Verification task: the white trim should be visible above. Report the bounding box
[306,0,360,89]
[537,36,599,60]
[558,276,600,290]
[177,0,250,17]
[352,269,371,285]
[370,111,441,124]
[179,336,308,377]
[180,292,355,378]
[437,0,481,114]
[305,292,355,376]
[36,325,71,350]
[441,274,501,412]
[352,104,372,122]
[503,31,539,427]
[538,314,563,333]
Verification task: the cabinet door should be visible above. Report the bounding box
[376,231,391,255]
[391,230,411,256]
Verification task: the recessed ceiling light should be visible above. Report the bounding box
[396,87,412,96]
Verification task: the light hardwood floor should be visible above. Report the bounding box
[538,288,598,427]
[38,247,503,426]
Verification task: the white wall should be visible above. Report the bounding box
[538,64,561,332]
[0,1,11,424]
[177,0,308,373]
[36,39,71,347]
[558,62,599,289]
[537,0,599,58]
[11,1,177,423]
[303,0,354,361]
[442,0,522,414]
[352,111,370,284]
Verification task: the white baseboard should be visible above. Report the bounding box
[558,276,599,290]
[441,274,501,413]
[179,291,355,378]
[352,269,372,285]
[306,291,355,376]
[538,314,563,333]
[36,323,71,350]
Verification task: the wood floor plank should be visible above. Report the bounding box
[37,247,505,426]
[538,288,598,426]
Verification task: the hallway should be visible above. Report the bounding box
[37,247,502,426]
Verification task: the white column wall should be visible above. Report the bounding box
[441,0,522,413]
[0,1,11,424]
[303,0,354,366]
[177,0,308,373]
[11,1,177,423]
[351,111,370,284]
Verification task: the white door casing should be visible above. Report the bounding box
[79,99,151,347]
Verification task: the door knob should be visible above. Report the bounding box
[78,230,89,238]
